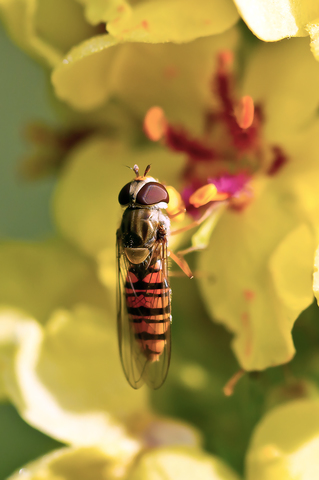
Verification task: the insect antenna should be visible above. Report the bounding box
[124,164,140,177]
[144,164,151,176]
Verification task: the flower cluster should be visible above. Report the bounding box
[2,1,319,479]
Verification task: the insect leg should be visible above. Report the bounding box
[168,249,194,279]
[170,201,227,236]
[167,208,186,219]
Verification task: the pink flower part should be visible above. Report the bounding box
[208,173,250,196]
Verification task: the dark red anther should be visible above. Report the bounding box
[214,53,260,154]
[267,146,288,176]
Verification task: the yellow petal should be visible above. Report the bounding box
[52,34,119,110]
[108,0,239,43]
[269,224,315,318]
[0,0,99,66]
[241,38,319,144]
[306,19,319,61]
[75,0,131,25]
[166,186,185,222]
[284,124,319,243]
[52,29,239,126]
[6,446,127,480]
[197,178,316,371]
[129,446,241,480]
[234,0,319,41]
[0,239,110,323]
[1,305,147,453]
[105,29,239,133]
[246,399,319,480]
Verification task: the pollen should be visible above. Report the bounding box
[189,184,229,208]
[144,106,167,141]
[234,96,255,129]
[166,186,185,221]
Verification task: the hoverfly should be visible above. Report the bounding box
[117,164,175,389]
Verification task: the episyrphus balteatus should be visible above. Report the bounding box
[117,164,226,388]
[117,164,174,389]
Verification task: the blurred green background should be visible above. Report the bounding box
[0,23,62,479]
[0,23,54,240]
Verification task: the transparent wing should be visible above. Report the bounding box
[116,232,171,390]
[117,230,144,389]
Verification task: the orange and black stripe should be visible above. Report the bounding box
[125,263,171,361]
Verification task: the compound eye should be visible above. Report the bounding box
[136,182,169,205]
[118,182,132,205]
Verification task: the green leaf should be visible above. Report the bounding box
[313,246,319,304]
[0,403,62,480]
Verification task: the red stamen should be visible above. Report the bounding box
[165,125,217,162]
[267,146,288,175]
[217,51,234,75]
[143,53,288,212]
[215,56,259,153]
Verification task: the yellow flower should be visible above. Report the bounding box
[147,38,319,371]
[5,445,241,480]
[52,37,319,373]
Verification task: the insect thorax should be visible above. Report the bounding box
[120,206,168,250]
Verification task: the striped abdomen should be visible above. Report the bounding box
[125,261,171,362]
